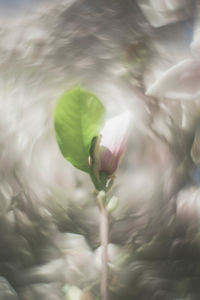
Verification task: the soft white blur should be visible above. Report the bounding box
[0,0,200,299]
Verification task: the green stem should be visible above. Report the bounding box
[98,192,109,300]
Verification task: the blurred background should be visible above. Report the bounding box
[1,0,200,299]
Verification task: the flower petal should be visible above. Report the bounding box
[99,111,132,174]
[137,0,190,28]
[191,14,200,58]
[99,146,119,174]
[146,59,200,100]
[100,111,132,155]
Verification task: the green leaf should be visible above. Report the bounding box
[54,86,105,173]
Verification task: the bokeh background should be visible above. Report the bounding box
[0,0,200,299]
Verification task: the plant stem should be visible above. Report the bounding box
[99,199,109,300]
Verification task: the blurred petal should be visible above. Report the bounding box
[191,123,200,165]
[137,0,191,28]
[191,34,200,58]
[63,285,82,300]
[150,0,186,12]
[146,59,200,100]
[176,187,200,231]
[191,5,200,59]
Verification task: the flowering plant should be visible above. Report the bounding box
[54,86,132,300]
[54,86,132,190]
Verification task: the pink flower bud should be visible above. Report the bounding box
[98,112,132,175]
